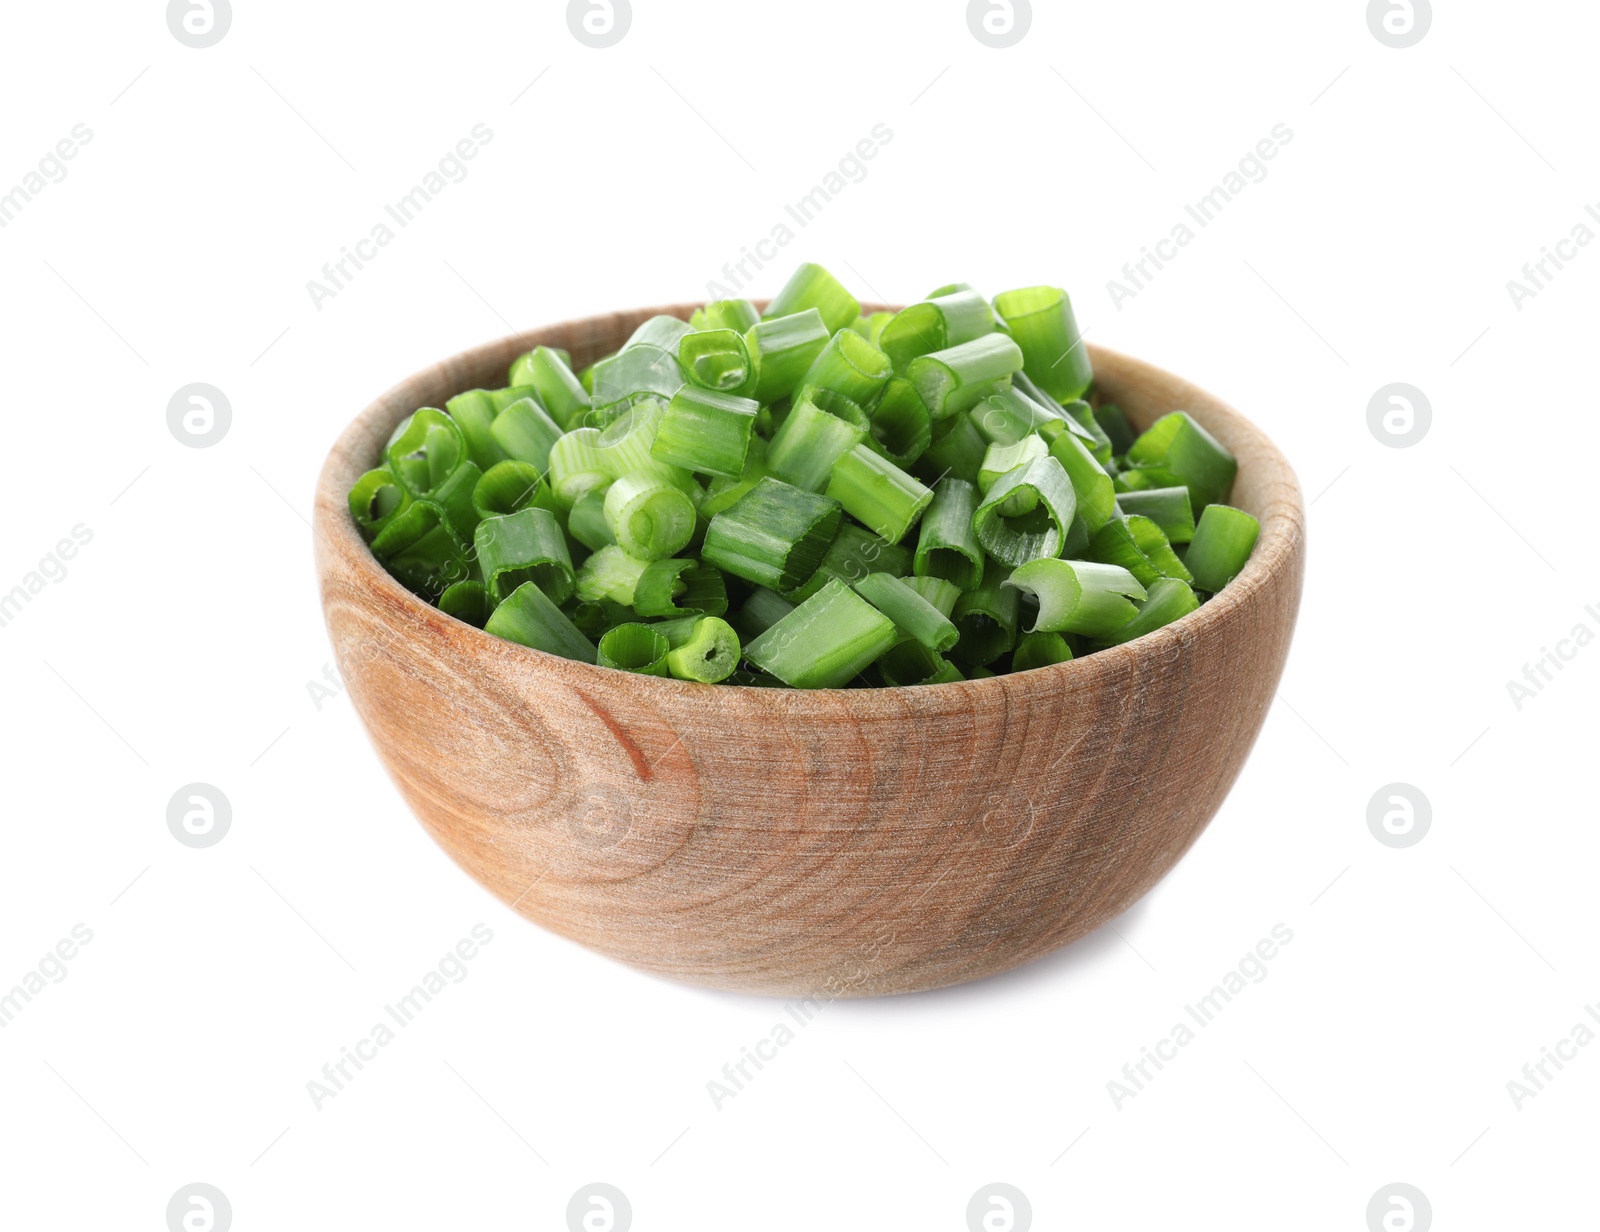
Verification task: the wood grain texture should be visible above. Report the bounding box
[313,304,1305,998]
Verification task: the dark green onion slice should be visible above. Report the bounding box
[1087,516,1162,588]
[485,582,597,662]
[370,501,471,599]
[603,473,697,561]
[475,508,575,604]
[914,478,984,591]
[1004,559,1146,638]
[439,580,494,629]
[1123,411,1237,509]
[1095,577,1200,647]
[762,263,860,334]
[444,389,509,471]
[782,523,912,604]
[701,434,771,517]
[744,577,897,689]
[574,544,649,605]
[490,397,564,473]
[692,298,762,333]
[866,378,932,468]
[424,459,483,545]
[915,412,988,487]
[597,622,672,676]
[876,640,964,686]
[473,461,554,522]
[973,455,1077,566]
[825,445,933,543]
[701,477,842,591]
[386,408,465,497]
[566,487,616,551]
[1093,402,1137,454]
[652,386,758,479]
[1047,431,1116,534]
[566,596,636,639]
[746,308,831,403]
[1127,515,1192,584]
[508,347,592,430]
[1185,504,1260,592]
[951,558,1019,665]
[679,329,758,398]
[796,328,893,406]
[1011,631,1074,672]
[1114,486,1195,544]
[632,558,728,618]
[907,333,1025,421]
[852,573,959,653]
[349,468,411,542]
[665,617,741,683]
[992,286,1093,403]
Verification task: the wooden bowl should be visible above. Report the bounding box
[314,304,1305,998]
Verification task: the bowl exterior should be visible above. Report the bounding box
[314,305,1304,997]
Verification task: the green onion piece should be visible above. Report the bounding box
[1124,411,1237,509]
[349,468,412,542]
[1126,514,1193,583]
[908,333,1025,421]
[1185,504,1260,592]
[762,262,860,334]
[653,386,758,479]
[589,345,686,424]
[566,488,616,551]
[445,390,509,471]
[733,587,794,641]
[876,640,964,687]
[632,558,728,618]
[439,580,494,629]
[490,397,563,472]
[825,445,933,543]
[915,412,989,487]
[979,436,1048,495]
[702,434,770,517]
[951,558,1019,665]
[782,523,912,603]
[623,315,693,353]
[1012,631,1074,673]
[370,502,471,599]
[574,544,649,605]
[971,386,1057,447]
[679,329,758,397]
[473,461,555,522]
[900,575,961,617]
[1096,578,1200,647]
[475,508,575,604]
[992,286,1093,403]
[746,308,831,403]
[744,577,897,689]
[594,401,697,494]
[1115,486,1196,544]
[597,622,672,676]
[967,664,995,679]
[973,455,1077,566]
[1094,402,1137,454]
[548,428,609,508]
[878,290,996,372]
[427,459,484,544]
[866,378,932,468]
[485,582,597,663]
[701,477,842,591]
[1004,559,1147,638]
[1086,516,1162,588]
[603,473,697,561]
[857,311,895,347]
[852,573,959,653]
[766,390,868,493]
[927,281,973,298]
[1047,431,1116,533]
[665,616,741,683]
[487,385,538,412]
[693,298,762,333]
[796,328,893,406]
[914,478,984,591]
[566,596,636,639]
[386,408,465,497]
[509,347,592,430]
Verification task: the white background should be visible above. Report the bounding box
[2,1,1595,1229]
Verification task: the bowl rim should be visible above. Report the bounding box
[314,303,1305,698]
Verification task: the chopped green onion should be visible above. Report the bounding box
[473,461,554,522]
[624,315,694,353]
[796,328,893,406]
[652,386,758,479]
[1126,515,1193,583]
[693,298,762,333]
[1115,486,1196,544]
[349,468,411,542]
[566,487,616,551]
[548,427,609,508]
[589,345,685,424]
[445,389,509,471]
[866,378,932,468]
[744,577,897,688]
[475,508,575,604]
[387,408,465,497]
[574,544,650,605]
[951,558,1019,665]
[1004,559,1146,638]
[971,386,1057,446]
[733,587,794,641]
[702,476,842,591]
[878,290,996,372]
[566,596,636,639]
[767,390,868,492]
[428,460,484,545]
[1185,504,1260,592]
[490,397,564,472]
[509,347,592,430]
[632,558,728,618]
[915,412,989,486]
[876,640,964,686]
[1011,631,1074,672]
[665,616,741,683]
[852,572,958,653]
[1057,399,1114,466]
[1123,411,1237,509]
[439,580,494,629]
[603,473,697,561]
[900,574,961,617]
[679,328,758,397]
[762,262,860,334]
[1093,402,1137,454]
[973,455,1077,566]
[908,333,1025,421]
[597,622,671,676]
[856,311,895,346]
[1095,578,1200,647]
[979,436,1048,495]
[746,308,831,403]
[370,502,471,599]
[914,478,984,591]
[992,286,1093,403]
[782,522,912,603]
[1087,516,1161,588]
[825,445,933,543]
[484,582,597,663]
[702,434,771,517]
[1047,430,1116,533]
[595,401,697,493]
